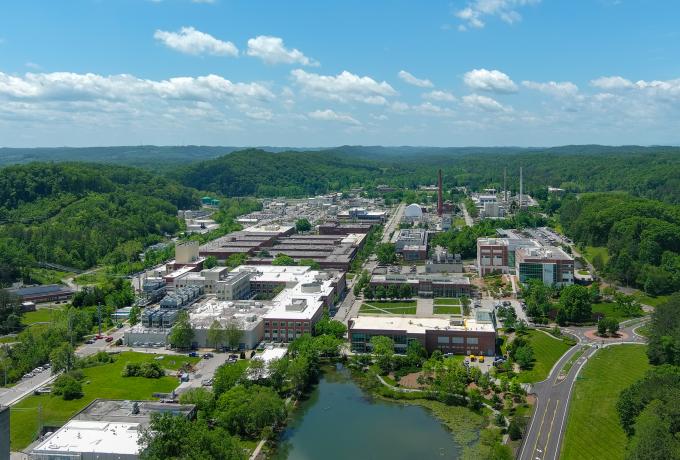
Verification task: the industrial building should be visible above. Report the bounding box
[369,272,472,298]
[7,284,74,304]
[349,310,496,355]
[30,399,194,460]
[426,247,463,273]
[125,265,345,349]
[198,225,295,260]
[318,221,374,235]
[394,228,428,261]
[189,299,270,350]
[337,207,386,222]
[403,203,424,222]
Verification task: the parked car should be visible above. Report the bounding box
[85,339,95,344]
[502,301,511,307]
[23,373,34,379]
[188,351,199,358]
[34,386,51,395]
[105,336,114,342]
[202,353,213,359]
[95,334,103,340]
[201,378,213,386]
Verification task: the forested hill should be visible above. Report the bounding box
[0,163,200,284]
[173,148,385,197]
[174,146,680,204]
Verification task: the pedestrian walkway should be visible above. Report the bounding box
[416,298,433,316]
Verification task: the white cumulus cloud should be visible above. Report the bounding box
[247,36,318,66]
[462,94,508,112]
[590,76,634,90]
[398,70,433,88]
[291,69,396,105]
[422,90,455,102]
[0,71,273,102]
[522,80,578,97]
[456,0,541,30]
[464,68,518,94]
[308,109,360,125]
[154,26,238,56]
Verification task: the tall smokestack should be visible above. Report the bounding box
[519,166,523,210]
[503,167,507,203]
[437,169,443,217]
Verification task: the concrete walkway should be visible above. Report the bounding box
[416,298,433,316]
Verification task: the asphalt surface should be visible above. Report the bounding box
[519,319,647,460]
[0,327,127,407]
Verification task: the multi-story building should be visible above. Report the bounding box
[426,247,463,273]
[394,228,428,261]
[349,311,496,355]
[369,273,472,298]
[515,246,574,287]
[0,405,8,460]
[477,232,574,286]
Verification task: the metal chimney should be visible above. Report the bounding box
[437,169,443,217]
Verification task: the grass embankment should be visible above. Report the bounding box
[591,302,644,322]
[28,268,73,285]
[517,330,573,383]
[73,270,109,287]
[10,351,179,450]
[359,301,416,315]
[561,345,649,460]
[633,292,670,308]
[21,307,65,326]
[582,246,609,265]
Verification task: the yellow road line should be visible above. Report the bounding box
[532,398,551,457]
[542,400,560,460]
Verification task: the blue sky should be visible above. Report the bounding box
[1,0,680,147]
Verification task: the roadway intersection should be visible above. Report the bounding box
[519,319,647,460]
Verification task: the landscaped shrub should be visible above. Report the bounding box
[121,361,164,378]
[52,373,83,400]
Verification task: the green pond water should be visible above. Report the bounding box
[274,364,461,460]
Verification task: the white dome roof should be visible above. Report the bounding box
[404,203,423,218]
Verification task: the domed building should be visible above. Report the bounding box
[403,203,423,221]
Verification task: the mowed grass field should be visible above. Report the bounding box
[516,330,573,383]
[21,307,64,326]
[434,298,462,314]
[561,345,649,460]
[359,300,416,315]
[591,302,644,322]
[10,351,179,450]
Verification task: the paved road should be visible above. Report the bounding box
[519,319,648,460]
[0,327,127,407]
[382,203,405,243]
[460,202,474,227]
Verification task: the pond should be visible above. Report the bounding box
[274,364,462,460]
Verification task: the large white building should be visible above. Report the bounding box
[31,420,141,460]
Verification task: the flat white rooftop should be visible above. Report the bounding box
[32,420,140,456]
[351,315,495,335]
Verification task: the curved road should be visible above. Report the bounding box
[519,319,647,460]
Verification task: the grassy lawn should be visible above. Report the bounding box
[434,298,462,306]
[360,301,417,315]
[21,307,65,326]
[517,330,573,383]
[10,351,179,450]
[633,292,670,308]
[561,345,649,460]
[582,246,609,266]
[74,270,108,287]
[29,268,73,285]
[434,305,462,315]
[591,302,643,322]
[0,335,18,343]
[151,354,202,371]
